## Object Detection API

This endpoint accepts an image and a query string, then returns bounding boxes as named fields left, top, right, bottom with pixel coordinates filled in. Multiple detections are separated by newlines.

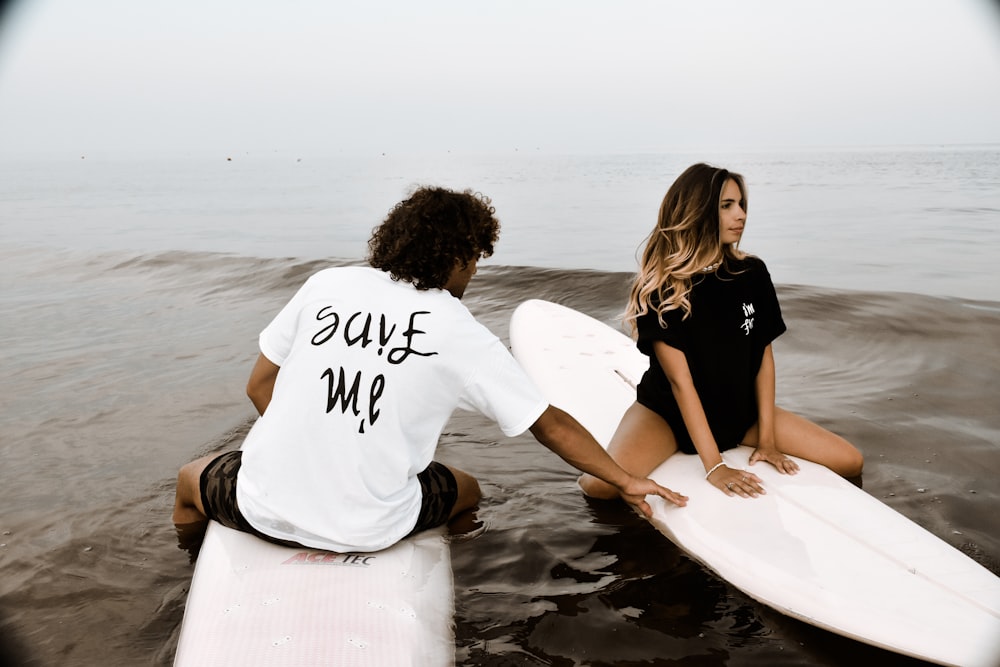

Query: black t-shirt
left=635, top=256, right=786, bottom=454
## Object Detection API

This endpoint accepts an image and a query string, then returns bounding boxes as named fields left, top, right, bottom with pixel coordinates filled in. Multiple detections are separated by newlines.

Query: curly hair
left=367, top=186, right=500, bottom=291
left=624, top=163, right=748, bottom=333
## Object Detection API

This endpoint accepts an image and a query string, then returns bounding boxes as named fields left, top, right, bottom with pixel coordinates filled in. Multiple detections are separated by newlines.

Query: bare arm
left=747, top=344, right=799, bottom=473
left=654, top=341, right=763, bottom=496
left=246, top=353, right=280, bottom=416
left=529, top=405, right=687, bottom=516
left=654, top=342, right=718, bottom=470
left=754, top=344, right=777, bottom=449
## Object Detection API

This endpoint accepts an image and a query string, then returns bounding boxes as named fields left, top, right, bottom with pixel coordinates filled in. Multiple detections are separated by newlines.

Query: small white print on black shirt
left=740, top=302, right=755, bottom=335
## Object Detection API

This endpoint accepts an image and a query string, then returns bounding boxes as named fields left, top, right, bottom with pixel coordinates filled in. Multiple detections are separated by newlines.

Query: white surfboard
left=174, top=521, right=454, bottom=666
left=510, top=298, right=1000, bottom=667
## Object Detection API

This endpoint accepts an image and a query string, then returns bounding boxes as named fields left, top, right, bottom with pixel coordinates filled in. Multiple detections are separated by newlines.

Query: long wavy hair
left=368, top=186, right=499, bottom=290
left=624, top=163, right=748, bottom=332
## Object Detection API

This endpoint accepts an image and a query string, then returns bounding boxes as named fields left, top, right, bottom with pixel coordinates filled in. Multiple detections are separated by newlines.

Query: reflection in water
left=174, top=520, right=208, bottom=563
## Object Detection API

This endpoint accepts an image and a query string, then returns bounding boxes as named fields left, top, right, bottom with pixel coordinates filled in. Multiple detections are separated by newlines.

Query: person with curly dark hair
left=368, top=186, right=499, bottom=293
left=173, top=186, right=687, bottom=553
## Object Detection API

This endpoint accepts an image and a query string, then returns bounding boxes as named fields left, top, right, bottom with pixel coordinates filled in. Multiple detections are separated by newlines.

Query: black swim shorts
left=408, top=460, right=459, bottom=537
left=199, top=450, right=299, bottom=547
left=199, top=450, right=459, bottom=546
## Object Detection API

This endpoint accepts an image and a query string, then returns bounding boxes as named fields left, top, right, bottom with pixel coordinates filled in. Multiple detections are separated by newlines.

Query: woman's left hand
left=749, top=446, right=800, bottom=474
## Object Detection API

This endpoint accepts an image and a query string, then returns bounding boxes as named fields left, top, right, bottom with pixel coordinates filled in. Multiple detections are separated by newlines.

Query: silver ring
left=741, top=475, right=748, bottom=482
left=726, top=482, right=734, bottom=490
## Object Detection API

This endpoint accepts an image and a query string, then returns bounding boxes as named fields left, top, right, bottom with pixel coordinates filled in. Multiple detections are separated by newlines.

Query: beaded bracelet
left=704, top=461, right=726, bottom=479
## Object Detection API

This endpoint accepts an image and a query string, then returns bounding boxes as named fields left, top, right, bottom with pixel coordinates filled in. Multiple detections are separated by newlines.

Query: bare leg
left=172, top=454, right=216, bottom=525
left=443, top=465, right=482, bottom=520
left=743, top=407, right=864, bottom=477
left=579, top=401, right=680, bottom=500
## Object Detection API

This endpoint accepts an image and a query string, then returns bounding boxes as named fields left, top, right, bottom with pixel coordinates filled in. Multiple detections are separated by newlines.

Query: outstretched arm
left=654, top=341, right=764, bottom=497
left=246, top=353, right=280, bottom=416
left=529, top=406, right=688, bottom=516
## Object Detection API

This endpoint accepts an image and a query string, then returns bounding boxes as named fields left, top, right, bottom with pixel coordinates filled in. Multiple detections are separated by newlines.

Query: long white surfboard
left=174, top=520, right=454, bottom=666
left=510, top=298, right=1000, bottom=667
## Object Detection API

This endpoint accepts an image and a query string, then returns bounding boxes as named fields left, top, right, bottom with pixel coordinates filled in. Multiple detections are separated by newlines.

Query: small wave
left=106, top=249, right=360, bottom=295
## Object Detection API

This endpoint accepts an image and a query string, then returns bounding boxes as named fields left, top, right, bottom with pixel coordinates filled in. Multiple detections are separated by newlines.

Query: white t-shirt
left=236, top=266, right=548, bottom=552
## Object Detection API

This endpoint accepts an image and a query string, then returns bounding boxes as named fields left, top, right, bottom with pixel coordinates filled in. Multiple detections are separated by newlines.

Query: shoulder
left=308, top=266, right=427, bottom=295
left=312, top=265, right=378, bottom=280
left=300, top=265, right=366, bottom=287
left=724, top=255, right=774, bottom=285
left=730, top=254, right=768, bottom=273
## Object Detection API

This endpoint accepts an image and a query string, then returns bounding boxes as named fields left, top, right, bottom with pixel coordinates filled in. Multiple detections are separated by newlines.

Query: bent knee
left=448, top=467, right=482, bottom=516
left=848, top=450, right=865, bottom=477
left=176, top=460, right=199, bottom=494
left=578, top=474, right=619, bottom=501
left=177, top=456, right=210, bottom=488
left=463, top=475, right=483, bottom=505
left=836, top=447, right=865, bottom=478
left=175, top=455, right=215, bottom=502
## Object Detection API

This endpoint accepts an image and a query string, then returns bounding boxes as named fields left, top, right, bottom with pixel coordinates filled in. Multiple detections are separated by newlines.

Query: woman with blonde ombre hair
left=580, top=163, right=863, bottom=501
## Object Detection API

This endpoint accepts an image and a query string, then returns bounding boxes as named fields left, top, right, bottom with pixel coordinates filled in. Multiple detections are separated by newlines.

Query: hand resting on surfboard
left=528, top=405, right=688, bottom=517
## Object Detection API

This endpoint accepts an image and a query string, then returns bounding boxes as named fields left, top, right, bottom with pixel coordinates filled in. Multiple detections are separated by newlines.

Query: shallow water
left=1, top=246, right=998, bottom=666
left=2, top=148, right=999, bottom=665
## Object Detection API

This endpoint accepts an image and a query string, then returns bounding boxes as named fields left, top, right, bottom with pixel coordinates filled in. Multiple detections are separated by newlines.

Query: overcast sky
left=0, top=0, right=998, bottom=158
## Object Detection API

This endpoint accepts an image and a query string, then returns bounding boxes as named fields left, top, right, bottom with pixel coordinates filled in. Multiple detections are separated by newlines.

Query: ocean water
left=1, top=148, right=998, bottom=666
